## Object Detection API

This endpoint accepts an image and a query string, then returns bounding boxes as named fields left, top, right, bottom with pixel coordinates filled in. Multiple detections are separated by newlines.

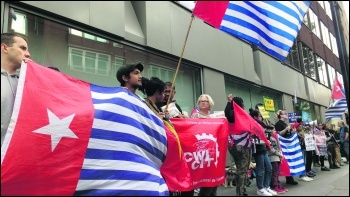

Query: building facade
left=1, top=1, right=348, bottom=124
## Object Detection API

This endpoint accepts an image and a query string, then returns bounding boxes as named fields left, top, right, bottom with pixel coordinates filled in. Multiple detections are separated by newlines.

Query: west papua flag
left=1, top=61, right=170, bottom=196
left=278, top=133, right=306, bottom=176
left=171, top=118, right=228, bottom=189
left=331, top=77, right=345, bottom=100
left=193, top=1, right=311, bottom=62
left=229, top=102, right=271, bottom=148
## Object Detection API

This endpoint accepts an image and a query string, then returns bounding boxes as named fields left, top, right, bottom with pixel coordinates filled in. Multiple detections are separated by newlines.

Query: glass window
left=316, top=56, right=329, bottom=87
left=320, top=22, right=331, bottom=49
left=69, top=47, right=111, bottom=76
left=303, top=12, right=310, bottom=28
left=302, top=43, right=317, bottom=80
left=309, top=9, right=321, bottom=39
left=324, top=1, right=333, bottom=20
left=6, top=7, right=202, bottom=114
left=318, top=1, right=325, bottom=10
left=69, top=28, right=108, bottom=43
left=284, top=42, right=300, bottom=71
left=327, top=64, right=336, bottom=87
left=9, top=9, right=26, bottom=35
left=330, top=33, right=339, bottom=57
left=225, top=77, right=283, bottom=124
left=337, top=72, right=344, bottom=87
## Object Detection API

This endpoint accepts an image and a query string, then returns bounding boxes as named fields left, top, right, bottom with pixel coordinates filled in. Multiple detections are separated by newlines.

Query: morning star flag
left=325, top=98, right=348, bottom=120
left=170, top=118, right=228, bottom=189
left=331, top=77, right=345, bottom=100
left=193, top=1, right=311, bottom=61
left=1, top=61, right=169, bottom=196
left=278, top=133, right=305, bottom=176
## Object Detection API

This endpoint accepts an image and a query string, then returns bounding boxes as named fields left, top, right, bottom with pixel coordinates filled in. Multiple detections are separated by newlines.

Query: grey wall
left=19, top=1, right=332, bottom=108
left=202, top=68, right=226, bottom=112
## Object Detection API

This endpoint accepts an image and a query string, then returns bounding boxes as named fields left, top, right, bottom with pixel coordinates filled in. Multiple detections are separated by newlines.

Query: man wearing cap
left=116, top=63, right=144, bottom=94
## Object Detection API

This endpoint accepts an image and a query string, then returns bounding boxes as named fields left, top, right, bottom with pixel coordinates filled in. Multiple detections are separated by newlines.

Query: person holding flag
left=1, top=33, right=31, bottom=146
left=225, top=94, right=252, bottom=196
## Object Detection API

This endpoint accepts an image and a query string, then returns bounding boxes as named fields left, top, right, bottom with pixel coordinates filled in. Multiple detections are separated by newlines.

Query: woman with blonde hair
left=191, top=94, right=217, bottom=196
left=191, top=94, right=215, bottom=118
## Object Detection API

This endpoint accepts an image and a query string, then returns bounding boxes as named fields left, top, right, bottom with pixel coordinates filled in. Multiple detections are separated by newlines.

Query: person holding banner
left=294, top=121, right=314, bottom=181
left=274, top=110, right=299, bottom=185
left=1, top=33, right=31, bottom=146
left=225, top=95, right=252, bottom=196
left=139, top=77, right=193, bottom=196
left=190, top=94, right=218, bottom=196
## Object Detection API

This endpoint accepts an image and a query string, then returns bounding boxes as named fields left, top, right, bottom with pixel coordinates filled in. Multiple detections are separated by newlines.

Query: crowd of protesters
left=1, top=32, right=348, bottom=196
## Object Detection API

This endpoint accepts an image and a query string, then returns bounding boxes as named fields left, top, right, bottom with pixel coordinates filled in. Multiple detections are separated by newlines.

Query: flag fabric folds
left=229, top=102, right=271, bottom=149
left=331, top=77, right=345, bottom=99
left=193, top=1, right=311, bottom=61
left=325, top=98, right=348, bottom=120
left=278, top=133, right=306, bottom=176
left=170, top=118, right=228, bottom=189
left=1, top=61, right=169, bottom=196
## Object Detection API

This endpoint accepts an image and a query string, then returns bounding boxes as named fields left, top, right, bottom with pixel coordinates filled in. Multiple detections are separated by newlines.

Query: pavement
left=197, top=159, right=349, bottom=196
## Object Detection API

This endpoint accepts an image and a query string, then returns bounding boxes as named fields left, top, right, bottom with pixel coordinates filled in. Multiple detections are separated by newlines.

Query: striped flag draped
left=278, top=133, right=305, bottom=176
left=1, top=61, right=169, bottom=196
left=193, top=1, right=311, bottom=61
left=325, top=98, right=348, bottom=120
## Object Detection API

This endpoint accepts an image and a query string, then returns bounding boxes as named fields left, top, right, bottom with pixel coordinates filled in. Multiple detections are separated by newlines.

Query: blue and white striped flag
left=1, top=61, right=169, bottom=196
left=193, top=1, right=311, bottom=61
left=278, top=133, right=306, bottom=176
left=325, top=98, right=348, bottom=120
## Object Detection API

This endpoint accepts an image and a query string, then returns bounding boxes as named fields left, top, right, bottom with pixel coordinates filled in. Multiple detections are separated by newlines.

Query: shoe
left=257, top=188, right=273, bottom=196
left=331, top=165, right=340, bottom=169
left=339, top=163, right=344, bottom=166
left=345, top=161, right=349, bottom=164
left=321, top=166, right=331, bottom=171
left=305, top=177, right=313, bottom=181
left=314, top=163, right=321, bottom=167
left=299, top=176, right=311, bottom=182
left=280, top=186, right=288, bottom=192
left=311, top=169, right=317, bottom=173
left=306, top=172, right=316, bottom=177
left=265, top=187, right=277, bottom=196
left=286, top=180, right=298, bottom=185
left=273, top=187, right=285, bottom=194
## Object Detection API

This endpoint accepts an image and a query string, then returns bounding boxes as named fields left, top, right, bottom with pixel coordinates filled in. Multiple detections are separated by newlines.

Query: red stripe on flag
left=193, top=1, right=229, bottom=28
left=1, top=61, right=94, bottom=195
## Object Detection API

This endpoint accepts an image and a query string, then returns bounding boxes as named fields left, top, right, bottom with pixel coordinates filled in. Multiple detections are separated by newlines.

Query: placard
left=304, top=133, right=315, bottom=151
left=263, top=97, right=275, bottom=112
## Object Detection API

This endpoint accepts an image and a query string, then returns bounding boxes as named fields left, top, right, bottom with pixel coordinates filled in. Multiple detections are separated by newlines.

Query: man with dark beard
left=116, top=63, right=144, bottom=94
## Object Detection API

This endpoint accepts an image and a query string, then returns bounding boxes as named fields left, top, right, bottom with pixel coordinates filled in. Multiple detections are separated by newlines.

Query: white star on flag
left=32, top=109, right=78, bottom=151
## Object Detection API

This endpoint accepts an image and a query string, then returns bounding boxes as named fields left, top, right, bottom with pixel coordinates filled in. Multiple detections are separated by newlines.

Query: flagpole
left=330, top=1, right=350, bottom=115
left=164, top=14, right=195, bottom=113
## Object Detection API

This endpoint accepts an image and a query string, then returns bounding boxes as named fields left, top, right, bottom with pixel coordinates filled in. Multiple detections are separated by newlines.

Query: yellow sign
left=257, top=105, right=270, bottom=119
left=263, top=97, right=275, bottom=112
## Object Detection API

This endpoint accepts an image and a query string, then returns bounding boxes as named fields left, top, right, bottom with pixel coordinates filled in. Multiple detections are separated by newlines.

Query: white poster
left=304, top=133, right=315, bottom=151
left=161, top=102, right=181, bottom=118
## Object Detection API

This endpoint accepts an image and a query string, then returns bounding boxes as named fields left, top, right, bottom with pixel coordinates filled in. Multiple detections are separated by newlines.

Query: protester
left=225, top=95, right=252, bottom=196
left=338, top=120, right=349, bottom=164
left=116, top=62, right=143, bottom=94
left=156, top=82, right=187, bottom=118
left=274, top=110, right=299, bottom=185
left=1, top=32, right=31, bottom=146
left=250, top=109, right=277, bottom=196
left=293, top=120, right=313, bottom=182
left=191, top=94, right=218, bottom=196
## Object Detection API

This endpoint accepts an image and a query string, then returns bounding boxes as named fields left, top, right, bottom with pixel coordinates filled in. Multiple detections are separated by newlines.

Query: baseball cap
left=116, top=63, right=144, bottom=84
